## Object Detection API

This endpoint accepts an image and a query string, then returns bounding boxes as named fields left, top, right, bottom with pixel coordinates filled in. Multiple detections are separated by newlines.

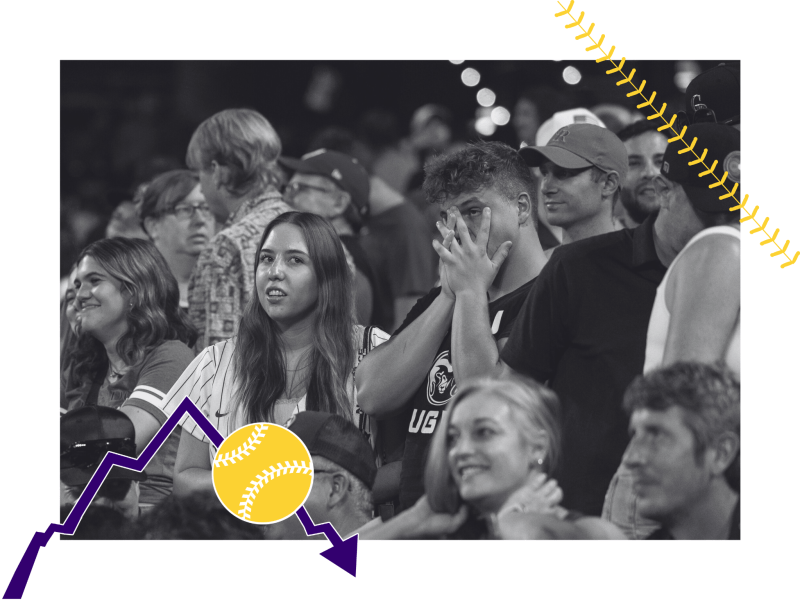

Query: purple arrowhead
left=320, top=534, right=358, bottom=577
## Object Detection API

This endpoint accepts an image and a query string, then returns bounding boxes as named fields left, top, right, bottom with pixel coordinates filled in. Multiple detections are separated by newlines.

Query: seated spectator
left=616, top=120, right=669, bottom=227
left=360, top=378, right=623, bottom=539
left=60, top=264, right=80, bottom=413
left=622, top=363, right=740, bottom=539
left=131, top=493, right=264, bottom=540
left=356, top=141, right=548, bottom=513
left=265, top=412, right=377, bottom=539
left=520, top=123, right=627, bottom=245
left=65, top=238, right=197, bottom=508
left=136, top=170, right=214, bottom=310
left=136, top=213, right=387, bottom=499
left=279, top=149, right=377, bottom=326
left=60, top=406, right=147, bottom=536
left=185, top=108, right=292, bottom=350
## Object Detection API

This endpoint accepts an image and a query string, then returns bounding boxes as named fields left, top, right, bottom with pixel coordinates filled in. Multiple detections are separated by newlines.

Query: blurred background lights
left=461, top=68, right=481, bottom=87
left=476, top=88, right=496, bottom=107
left=562, top=66, right=581, bottom=85
left=490, top=106, right=511, bottom=126
left=674, top=60, right=702, bottom=92
left=449, top=60, right=465, bottom=65
left=475, top=116, right=497, bottom=136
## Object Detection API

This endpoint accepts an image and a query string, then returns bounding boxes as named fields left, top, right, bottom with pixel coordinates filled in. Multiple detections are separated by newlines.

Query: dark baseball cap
left=661, top=123, right=740, bottom=213
left=685, top=64, right=740, bottom=125
left=286, top=412, right=377, bottom=488
left=61, top=406, right=147, bottom=486
left=279, top=149, right=370, bottom=220
left=519, top=123, right=629, bottom=180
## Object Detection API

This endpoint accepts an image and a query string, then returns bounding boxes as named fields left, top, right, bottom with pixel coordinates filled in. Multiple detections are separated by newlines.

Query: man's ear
left=516, top=192, right=533, bottom=225
left=602, top=171, right=621, bottom=198
left=330, top=190, right=352, bottom=218
left=326, top=472, right=349, bottom=509
left=142, top=216, right=160, bottom=241
left=709, top=432, right=740, bottom=477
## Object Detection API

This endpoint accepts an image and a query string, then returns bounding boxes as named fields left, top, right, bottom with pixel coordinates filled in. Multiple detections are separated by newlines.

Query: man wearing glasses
left=279, top=149, right=377, bottom=326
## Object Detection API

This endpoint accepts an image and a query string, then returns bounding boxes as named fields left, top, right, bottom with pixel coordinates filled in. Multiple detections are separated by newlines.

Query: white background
left=0, top=0, right=797, bottom=598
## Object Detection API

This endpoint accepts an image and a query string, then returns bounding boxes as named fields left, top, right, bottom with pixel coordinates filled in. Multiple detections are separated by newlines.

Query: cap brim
left=61, top=464, right=148, bottom=487
left=278, top=156, right=329, bottom=178
left=519, top=146, right=593, bottom=169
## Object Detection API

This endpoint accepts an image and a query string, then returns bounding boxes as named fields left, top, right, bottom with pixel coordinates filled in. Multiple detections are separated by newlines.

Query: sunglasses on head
left=60, top=437, right=136, bottom=469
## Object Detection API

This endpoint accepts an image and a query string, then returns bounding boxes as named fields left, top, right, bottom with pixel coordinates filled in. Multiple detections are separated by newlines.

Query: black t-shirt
left=501, top=213, right=667, bottom=516
left=395, top=280, right=536, bottom=510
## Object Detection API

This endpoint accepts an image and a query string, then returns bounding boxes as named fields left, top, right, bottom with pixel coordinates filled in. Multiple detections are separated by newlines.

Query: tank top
left=643, top=226, right=740, bottom=373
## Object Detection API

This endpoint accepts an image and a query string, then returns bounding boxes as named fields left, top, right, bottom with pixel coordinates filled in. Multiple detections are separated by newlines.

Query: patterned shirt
left=188, top=189, right=292, bottom=352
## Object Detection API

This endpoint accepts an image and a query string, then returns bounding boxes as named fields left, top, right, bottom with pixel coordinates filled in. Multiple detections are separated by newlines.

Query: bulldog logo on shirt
left=426, top=351, right=457, bottom=406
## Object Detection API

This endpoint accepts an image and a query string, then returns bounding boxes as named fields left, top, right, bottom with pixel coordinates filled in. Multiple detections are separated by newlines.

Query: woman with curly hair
left=65, top=237, right=197, bottom=508
left=140, top=212, right=387, bottom=497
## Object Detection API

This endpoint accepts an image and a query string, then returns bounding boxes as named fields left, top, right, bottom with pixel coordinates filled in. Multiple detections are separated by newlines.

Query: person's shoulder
left=674, top=228, right=740, bottom=282
left=550, top=228, right=632, bottom=265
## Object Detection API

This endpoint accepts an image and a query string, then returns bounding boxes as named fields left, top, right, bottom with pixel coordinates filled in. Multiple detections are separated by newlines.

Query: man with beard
left=615, top=120, right=668, bottom=227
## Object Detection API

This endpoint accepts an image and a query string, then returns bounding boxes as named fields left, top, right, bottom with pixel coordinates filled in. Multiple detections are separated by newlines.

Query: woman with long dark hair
left=64, top=237, right=197, bottom=508
left=141, top=212, right=387, bottom=497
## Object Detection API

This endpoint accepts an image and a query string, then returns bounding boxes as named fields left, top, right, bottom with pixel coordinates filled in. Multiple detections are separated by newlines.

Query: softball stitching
left=238, top=460, right=313, bottom=520
left=213, top=423, right=268, bottom=467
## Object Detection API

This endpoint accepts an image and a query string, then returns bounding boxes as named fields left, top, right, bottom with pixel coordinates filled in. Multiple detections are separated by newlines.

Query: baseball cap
left=685, top=64, right=740, bottom=125
left=520, top=122, right=629, bottom=181
left=279, top=149, right=371, bottom=220
left=286, top=412, right=377, bottom=488
left=61, top=406, right=147, bottom=486
left=534, top=108, right=606, bottom=147
left=661, top=123, right=740, bottom=213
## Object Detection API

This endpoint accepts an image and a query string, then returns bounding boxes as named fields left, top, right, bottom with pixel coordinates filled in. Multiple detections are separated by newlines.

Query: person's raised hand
left=432, top=210, right=457, bottom=299
left=433, top=207, right=512, bottom=297
left=405, top=494, right=469, bottom=538
left=497, top=471, right=566, bottom=518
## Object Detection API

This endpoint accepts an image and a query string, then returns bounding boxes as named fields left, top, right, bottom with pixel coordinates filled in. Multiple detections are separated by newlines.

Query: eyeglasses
left=166, top=203, right=211, bottom=220
left=60, top=437, right=135, bottom=469
left=284, top=181, right=336, bottom=196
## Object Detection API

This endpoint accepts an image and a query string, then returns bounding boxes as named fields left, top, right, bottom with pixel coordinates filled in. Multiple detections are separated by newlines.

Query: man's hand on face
left=433, top=210, right=457, bottom=299
left=433, top=207, right=512, bottom=297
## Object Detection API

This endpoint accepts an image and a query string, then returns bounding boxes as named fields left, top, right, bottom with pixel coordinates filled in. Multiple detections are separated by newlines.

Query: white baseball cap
left=532, top=108, right=606, bottom=147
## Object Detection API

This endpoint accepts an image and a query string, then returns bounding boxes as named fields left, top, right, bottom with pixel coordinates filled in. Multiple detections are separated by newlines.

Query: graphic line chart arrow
left=295, top=506, right=358, bottom=577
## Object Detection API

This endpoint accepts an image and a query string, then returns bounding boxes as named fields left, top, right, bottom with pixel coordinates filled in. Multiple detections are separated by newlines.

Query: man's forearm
left=356, top=293, right=454, bottom=417
left=451, top=290, right=499, bottom=383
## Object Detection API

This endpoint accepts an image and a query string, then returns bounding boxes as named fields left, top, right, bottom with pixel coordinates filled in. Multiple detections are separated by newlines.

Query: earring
left=537, top=458, right=543, bottom=465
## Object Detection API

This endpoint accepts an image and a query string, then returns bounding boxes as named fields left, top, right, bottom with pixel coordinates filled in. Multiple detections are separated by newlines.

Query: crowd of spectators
left=60, top=63, right=741, bottom=541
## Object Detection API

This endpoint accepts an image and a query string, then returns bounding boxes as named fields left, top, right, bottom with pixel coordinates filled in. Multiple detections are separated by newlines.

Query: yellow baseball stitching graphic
left=555, top=0, right=799, bottom=269
left=212, top=422, right=313, bottom=524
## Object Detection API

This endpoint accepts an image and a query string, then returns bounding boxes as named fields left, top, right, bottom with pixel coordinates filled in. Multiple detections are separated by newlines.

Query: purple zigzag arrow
left=295, top=507, right=358, bottom=577
left=3, top=397, right=222, bottom=600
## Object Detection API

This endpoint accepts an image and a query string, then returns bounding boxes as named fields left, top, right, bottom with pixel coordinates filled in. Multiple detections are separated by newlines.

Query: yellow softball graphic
left=212, top=422, right=313, bottom=524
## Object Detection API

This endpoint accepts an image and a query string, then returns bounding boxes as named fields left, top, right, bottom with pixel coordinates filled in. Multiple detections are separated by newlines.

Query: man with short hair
left=519, top=123, right=627, bottom=245
left=622, top=362, right=740, bottom=540
left=279, top=149, right=377, bottom=326
left=265, top=412, right=377, bottom=539
left=616, top=120, right=669, bottom=227
left=357, top=141, right=548, bottom=511
left=185, top=108, right=292, bottom=350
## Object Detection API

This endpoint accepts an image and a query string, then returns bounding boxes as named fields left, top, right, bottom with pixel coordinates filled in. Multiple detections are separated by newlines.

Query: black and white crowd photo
left=56, top=59, right=743, bottom=545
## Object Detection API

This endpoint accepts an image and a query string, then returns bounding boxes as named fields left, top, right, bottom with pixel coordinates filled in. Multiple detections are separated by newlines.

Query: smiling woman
left=63, top=238, right=198, bottom=511
left=129, top=212, right=389, bottom=499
